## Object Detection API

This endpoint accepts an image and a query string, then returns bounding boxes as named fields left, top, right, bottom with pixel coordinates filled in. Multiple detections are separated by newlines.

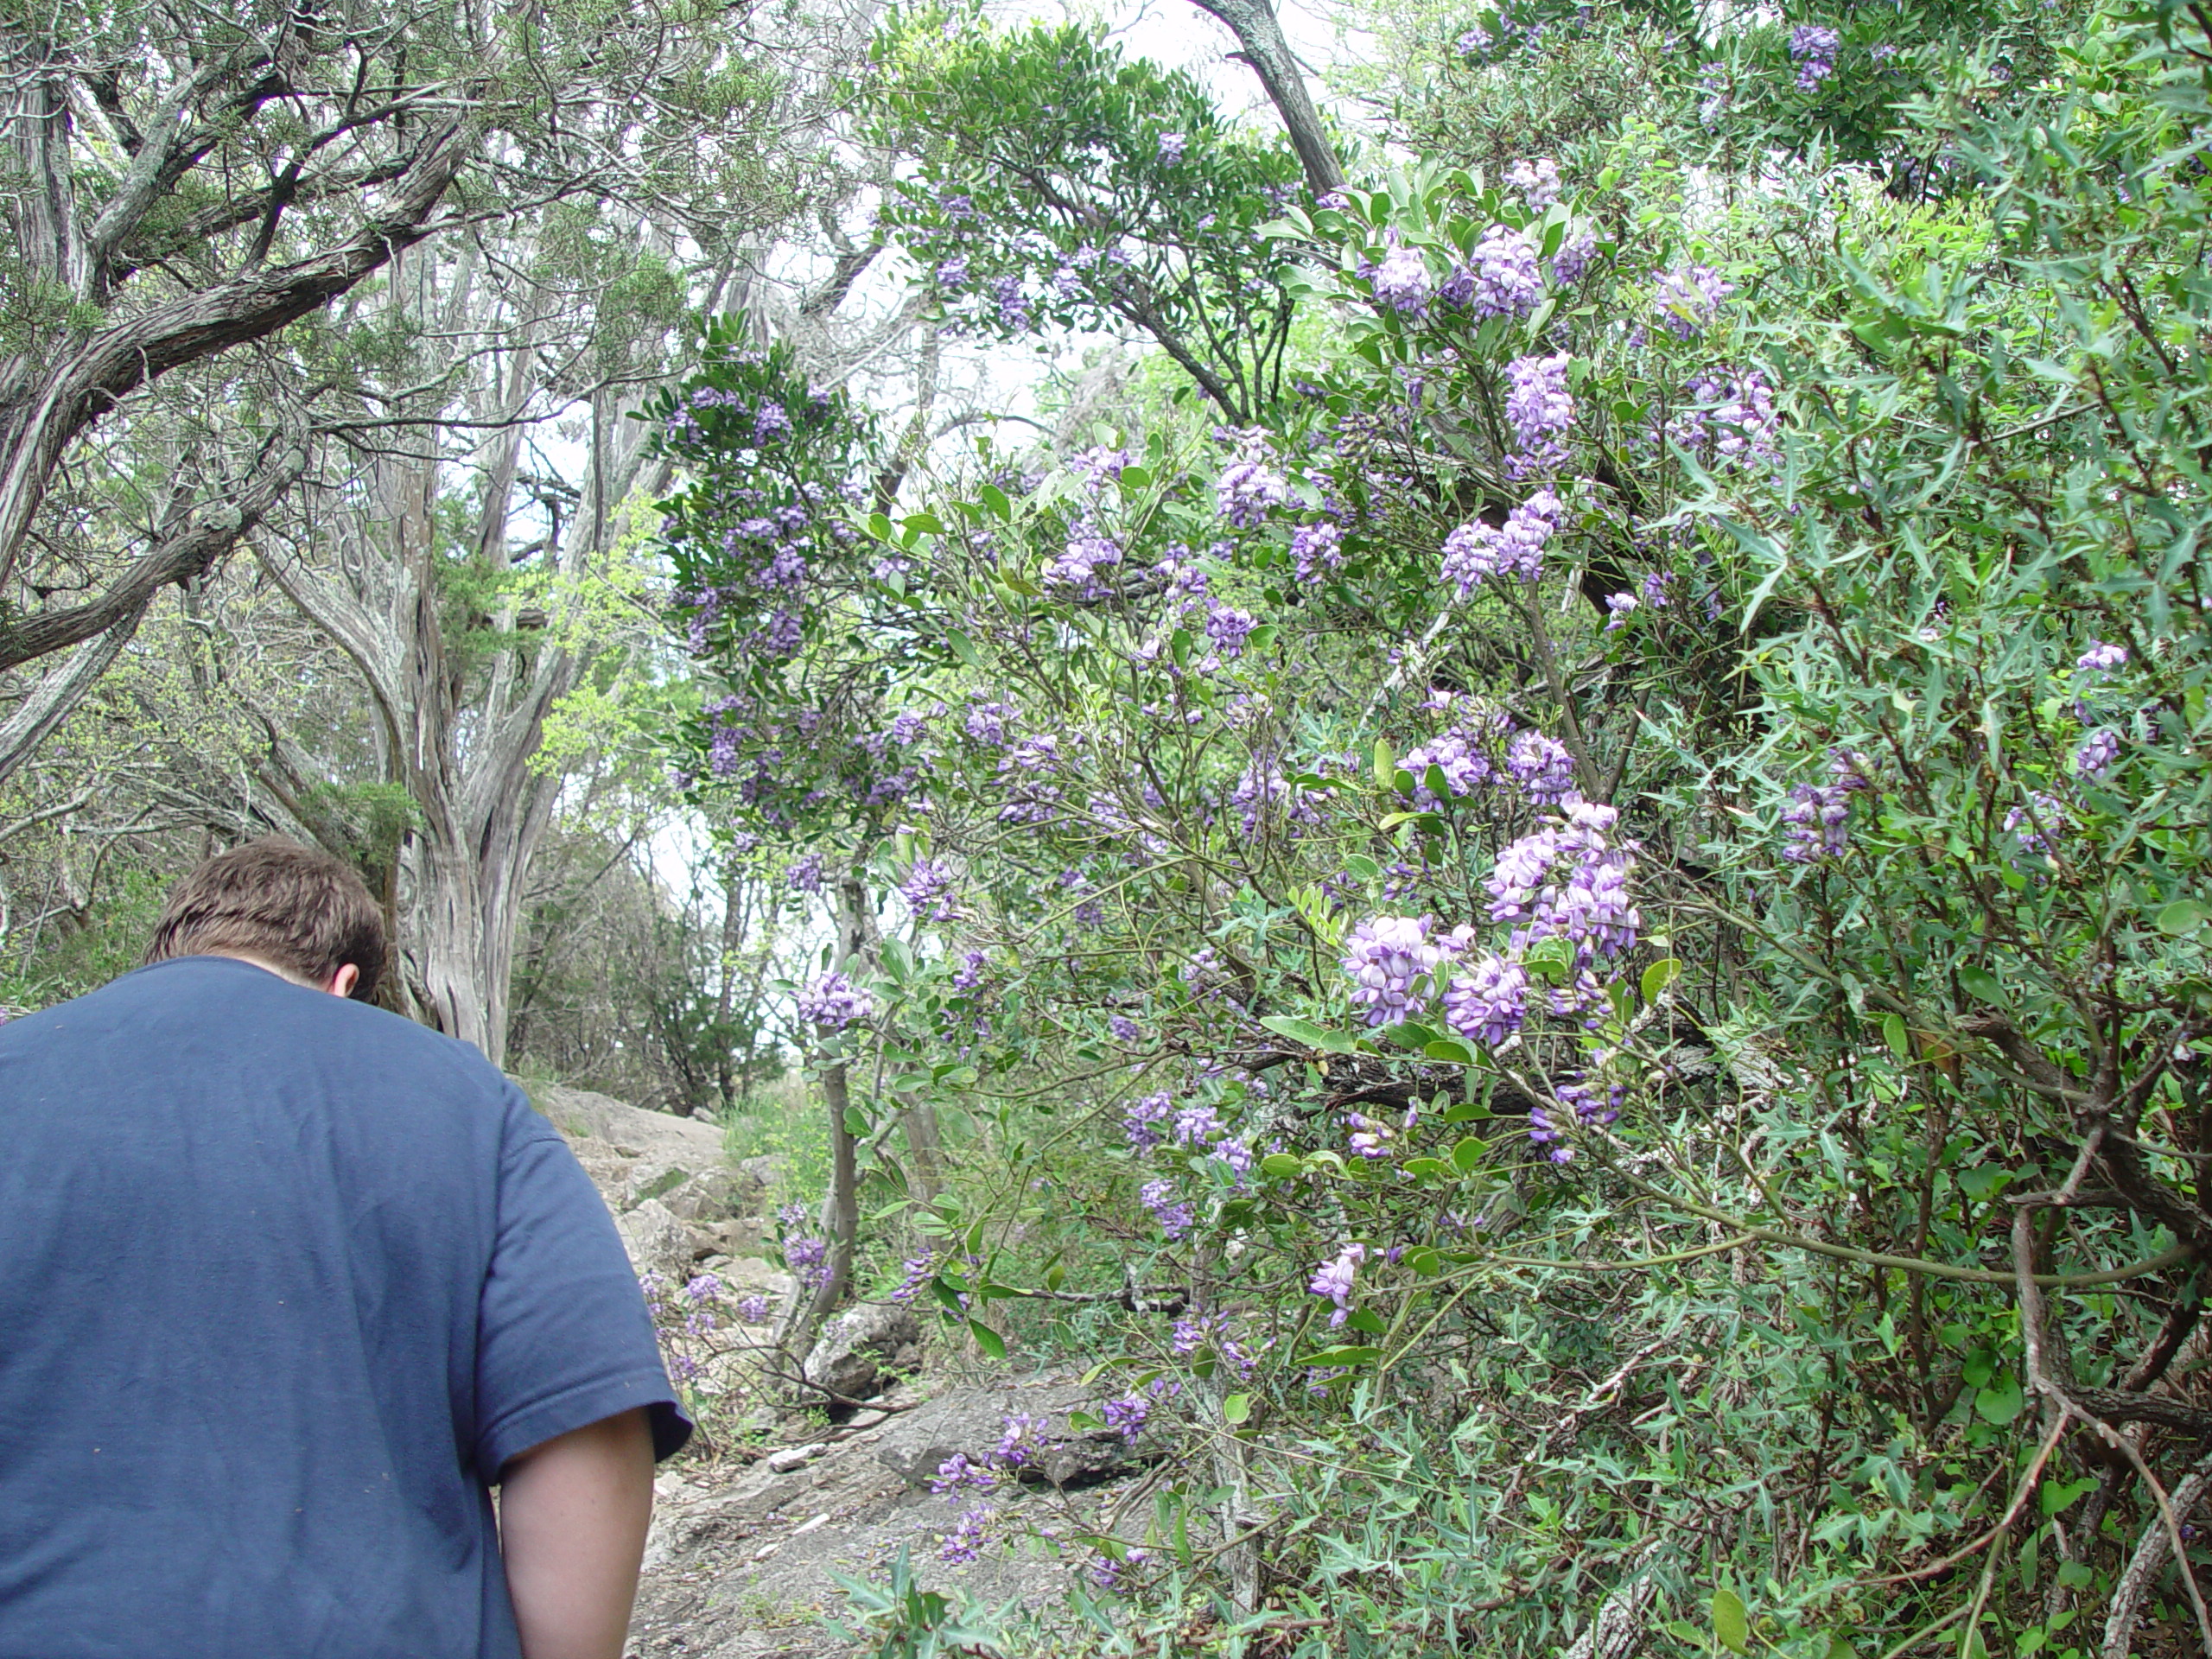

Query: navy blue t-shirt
left=0, top=957, right=690, bottom=1658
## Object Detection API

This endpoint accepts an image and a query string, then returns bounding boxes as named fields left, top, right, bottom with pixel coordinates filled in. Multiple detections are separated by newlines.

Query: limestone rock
left=803, top=1303, right=922, bottom=1410
left=874, top=1381, right=1141, bottom=1491
left=614, top=1198, right=692, bottom=1285
left=530, top=1083, right=724, bottom=1165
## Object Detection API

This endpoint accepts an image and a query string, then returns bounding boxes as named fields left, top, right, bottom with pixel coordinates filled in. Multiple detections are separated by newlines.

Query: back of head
left=144, top=837, right=386, bottom=1002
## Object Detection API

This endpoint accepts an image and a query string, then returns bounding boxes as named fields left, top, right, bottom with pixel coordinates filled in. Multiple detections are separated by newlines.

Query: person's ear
left=326, top=963, right=360, bottom=1000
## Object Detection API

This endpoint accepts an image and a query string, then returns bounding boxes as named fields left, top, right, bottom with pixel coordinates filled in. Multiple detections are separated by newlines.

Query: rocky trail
left=534, top=1086, right=1155, bottom=1658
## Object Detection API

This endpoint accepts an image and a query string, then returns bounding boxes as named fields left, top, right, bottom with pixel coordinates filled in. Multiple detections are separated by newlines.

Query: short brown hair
left=145, top=837, right=386, bottom=1001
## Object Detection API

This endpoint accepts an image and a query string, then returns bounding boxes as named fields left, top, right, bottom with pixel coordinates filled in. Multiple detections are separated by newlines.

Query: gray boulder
left=531, top=1084, right=725, bottom=1166
left=613, top=1198, right=693, bottom=1285
left=803, top=1303, right=922, bottom=1409
left=874, top=1381, right=1142, bottom=1491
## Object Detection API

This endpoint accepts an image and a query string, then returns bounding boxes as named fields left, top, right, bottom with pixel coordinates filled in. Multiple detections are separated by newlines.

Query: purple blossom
left=2075, top=728, right=2121, bottom=778
left=936, top=256, right=970, bottom=292
left=1641, top=569, right=1672, bottom=607
left=796, top=970, right=874, bottom=1031
left=684, top=1273, right=722, bottom=1304
left=1605, top=592, right=1637, bottom=631
left=1102, top=1394, right=1151, bottom=1444
left=891, top=1251, right=936, bottom=1303
left=1157, top=130, right=1188, bottom=163
left=951, top=949, right=988, bottom=993
left=964, top=700, right=1014, bottom=745
left=1551, top=228, right=1597, bottom=287
left=753, top=404, right=791, bottom=444
left=1461, top=224, right=1542, bottom=319
left=1077, top=446, right=1135, bottom=489
left=901, top=857, right=961, bottom=923
left=1503, top=352, right=1573, bottom=476
left=1526, top=1103, right=1573, bottom=1163
left=1696, top=63, right=1732, bottom=126
left=1505, top=156, right=1562, bottom=209
left=2077, top=641, right=2128, bottom=674
left=1307, top=1242, right=1366, bottom=1325
left=1654, top=264, right=1734, bottom=340
left=1109, top=1013, right=1141, bottom=1044
left=2005, top=791, right=2069, bottom=855
left=786, top=852, right=824, bottom=893
left=939, top=1505, right=994, bottom=1564
left=1781, top=754, right=1868, bottom=861
left=1342, top=916, right=1444, bottom=1025
left=1673, top=367, right=1779, bottom=465
left=991, top=275, right=1032, bottom=330
left=1125, top=1091, right=1174, bottom=1152
left=929, top=1453, right=1000, bottom=1495
left=1291, top=520, right=1345, bottom=579
left=1442, top=953, right=1529, bottom=1046
left=1369, top=246, right=1433, bottom=318
left=1506, top=730, right=1579, bottom=804
left=734, top=1293, right=770, bottom=1324
left=1402, top=731, right=1494, bottom=805
left=1205, top=602, right=1258, bottom=658
left=1789, top=24, right=1840, bottom=92
left=1484, top=804, right=1642, bottom=961
left=996, top=1412, right=1049, bottom=1467
left=1442, top=486, right=1562, bottom=596
left=1345, top=1109, right=1402, bottom=1159
left=1216, top=453, right=1290, bottom=529
left=1087, top=1548, right=1150, bottom=1591
left=1045, top=520, right=1123, bottom=594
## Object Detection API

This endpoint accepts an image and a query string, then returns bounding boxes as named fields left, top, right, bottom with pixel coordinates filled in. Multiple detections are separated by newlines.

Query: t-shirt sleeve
left=474, top=1109, right=692, bottom=1477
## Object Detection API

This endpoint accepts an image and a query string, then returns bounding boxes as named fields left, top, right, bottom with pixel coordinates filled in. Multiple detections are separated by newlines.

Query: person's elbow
left=498, top=1409, right=657, bottom=1659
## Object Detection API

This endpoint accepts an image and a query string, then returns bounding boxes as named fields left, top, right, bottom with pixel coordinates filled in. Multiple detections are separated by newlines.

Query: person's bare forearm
left=499, top=1408, right=655, bottom=1659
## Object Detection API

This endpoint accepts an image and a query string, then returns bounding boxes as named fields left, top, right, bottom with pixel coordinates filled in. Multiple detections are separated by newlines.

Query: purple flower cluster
left=1551, top=227, right=1597, bottom=287
left=1369, top=246, right=1433, bottom=318
left=786, top=851, right=824, bottom=893
left=1655, top=264, right=1734, bottom=340
left=1402, top=730, right=1495, bottom=806
left=991, top=274, right=1031, bottom=330
left=939, top=1505, right=994, bottom=1565
left=1045, top=520, right=1123, bottom=595
left=1789, top=24, right=1840, bottom=92
left=1506, top=730, right=1578, bottom=804
left=1503, top=352, right=1573, bottom=477
left=1140, top=1177, right=1193, bottom=1239
left=2005, top=791, right=2069, bottom=855
left=2075, top=728, right=2121, bottom=778
left=950, top=949, right=988, bottom=994
left=796, top=970, right=874, bottom=1031
left=929, top=1453, right=1000, bottom=1497
left=1442, top=951, right=1530, bottom=1046
left=1505, top=156, right=1562, bottom=209
left=1673, top=367, right=1779, bottom=465
left=1484, top=804, right=1643, bottom=962
left=1780, top=753, right=1869, bottom=862
left=1342, top=916, right=1446, bottom=1025
left=964, top=699, right=1014, bottom=746
left=1157, top=130, right=1187, bottom=164
left=900, top=857, right=961, bottom=923
left=1455, top=225, right=1542, bottom=319
left=890, top=1250, right=936, bottom=1303
left=1605, top=592, right=1638, bottom=631
left=1205, top=602, right=1258, bottom=658
left=996, top=1412, right=1049, bottom=1468
left=1124, top=1090, right=1173, bottom=1151
left=1102, top=1393, right=1151, bottom=1444
left=1307, top=1242, right=1366, bottom=1325
left=1442, top=486, right=1562, bottom=597
left=1291, top=520, right=1345, bottom=579
left=2077, top=641, right=2128, bottom=674
left=780, top=1205, right=831, bottom=1290
left=1216, top=452, right=1290, bottom=529
left=937, top=256, right=970, bottom=293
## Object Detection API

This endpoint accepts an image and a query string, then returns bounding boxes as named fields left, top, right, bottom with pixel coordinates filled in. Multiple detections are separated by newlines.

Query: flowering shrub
left=664, top=5, right=2212, bottom=1655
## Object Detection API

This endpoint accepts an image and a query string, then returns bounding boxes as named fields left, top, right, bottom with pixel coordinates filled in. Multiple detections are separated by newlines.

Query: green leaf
left=1663, top=1623, right=1707, bottom=1648
left=1260, top=1152, right=1305, bottom=1179
left=1247, top=624, right=1280, bottom=655
left=1223, top=1393, right=1250, bottom=1424
left=1170, top=627, right=1192, bottom=670
left=946, top=628, right=981, bottom=667
left=1958, top=965, right=2007, bottom=1004
left=2158, top=899, right=2212, bottom=937
left=1425, top=1039, right=1475, bottom=1064
left=1640, top=957, right=1682, bottom=1004
left=1118, top=463, right=1153, bottom=490
left=1343, top=853, right=1382, bottom=881
left=867, top=511, right=894, bottom=543
left=1404, top=1156, right=1458, bottom=1179
left=1712, top=1587, right=1751, bottom=1655
left=1882, top=1011, right=1911, bottom=1061
left=977, top=483, right=1011, bottom=521
left=1406, top=1247, right=1442, bottom=1275
left=1974, top=1374, right=2024, bottom=1424
left=1382, top=1020, right=1440, bottom=1049
left=968, top=1319, right=1007, bottom=1361
left=1452, top=1135, right=1487, bottom=1173
left=1259, top=1014, right=1329, bottom=1048
left=1298, top=1344, right=1382, bottom=1368
left=902, top=511, right=945, bottom=535
left=1346, top=1307, right=1386, bottom=1336
left=1372, top=739, right=1395, bottom=787
left=842, top=1107, right=869, bottom=1135
left=2040, top=1476, right=2096, bottom=1516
